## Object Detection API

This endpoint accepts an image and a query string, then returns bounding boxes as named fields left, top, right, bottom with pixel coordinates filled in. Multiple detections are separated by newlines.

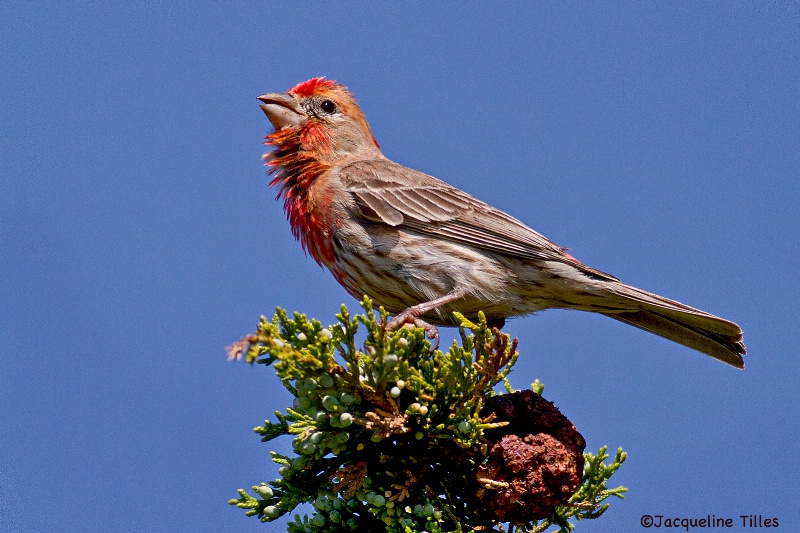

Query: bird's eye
left=320, top=100, right=337, bottom=114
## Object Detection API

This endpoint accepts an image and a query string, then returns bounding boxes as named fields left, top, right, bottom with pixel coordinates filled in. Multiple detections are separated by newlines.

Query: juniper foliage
left=228, top=298, right=626, bottom=532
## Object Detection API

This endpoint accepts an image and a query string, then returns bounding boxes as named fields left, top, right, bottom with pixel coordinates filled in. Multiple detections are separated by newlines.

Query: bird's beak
left=257, top=92, right=305, bottom=130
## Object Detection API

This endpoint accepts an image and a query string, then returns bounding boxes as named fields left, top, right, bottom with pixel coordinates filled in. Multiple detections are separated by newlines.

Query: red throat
left=264, top=128, right=336, bottom=266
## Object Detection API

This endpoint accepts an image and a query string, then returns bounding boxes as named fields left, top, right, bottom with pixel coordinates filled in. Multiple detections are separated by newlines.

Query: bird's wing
left=338, top=159, right=618, bottom=281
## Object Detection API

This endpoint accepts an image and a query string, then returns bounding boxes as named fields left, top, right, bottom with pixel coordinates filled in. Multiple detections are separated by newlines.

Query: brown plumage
left=258, top=77, right=746, bottom=368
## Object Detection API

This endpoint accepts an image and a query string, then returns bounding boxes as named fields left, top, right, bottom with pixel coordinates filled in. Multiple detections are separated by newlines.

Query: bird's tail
left=598, top=282, right=746, bottom=368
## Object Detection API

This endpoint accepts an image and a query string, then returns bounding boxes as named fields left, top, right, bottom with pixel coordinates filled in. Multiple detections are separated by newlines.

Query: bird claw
left=387, top=311, right=440, bottom=350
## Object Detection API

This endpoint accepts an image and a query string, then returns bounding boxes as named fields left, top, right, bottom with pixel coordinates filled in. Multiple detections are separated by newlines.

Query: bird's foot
left=387, top=310, right=440, bottom=350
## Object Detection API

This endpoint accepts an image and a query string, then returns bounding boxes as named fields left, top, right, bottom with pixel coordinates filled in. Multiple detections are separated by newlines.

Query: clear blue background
left=2, top=2, right=798, bottom=531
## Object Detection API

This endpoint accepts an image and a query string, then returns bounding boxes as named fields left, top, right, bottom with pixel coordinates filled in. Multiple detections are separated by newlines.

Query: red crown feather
left=288, top=77, right=341, bottom=97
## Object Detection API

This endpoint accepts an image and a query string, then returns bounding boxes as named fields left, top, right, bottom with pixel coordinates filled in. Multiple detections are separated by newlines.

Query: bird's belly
left=328, top=224, right=569, bottom=325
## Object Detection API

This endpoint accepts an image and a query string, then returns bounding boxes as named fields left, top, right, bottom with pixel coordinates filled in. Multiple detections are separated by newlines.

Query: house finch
left=257, top=77, right=746, bottom=368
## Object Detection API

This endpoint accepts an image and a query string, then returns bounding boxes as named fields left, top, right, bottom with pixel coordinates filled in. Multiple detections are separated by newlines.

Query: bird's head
left=258, top=77, right=380, bottom=160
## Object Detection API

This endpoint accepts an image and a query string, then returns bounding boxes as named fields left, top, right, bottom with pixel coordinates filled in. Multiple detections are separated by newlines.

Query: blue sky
left=2, top=2, right=798, bottom=531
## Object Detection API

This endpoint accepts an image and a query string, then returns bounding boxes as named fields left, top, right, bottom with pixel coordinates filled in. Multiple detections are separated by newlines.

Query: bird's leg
left=386, top=292, right=462, bottom=350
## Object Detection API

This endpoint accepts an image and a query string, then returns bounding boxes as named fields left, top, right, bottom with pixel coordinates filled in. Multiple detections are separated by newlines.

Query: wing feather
left=356, top=189, right=404, bottom=226
left=339, top=159, right=617, bottom=281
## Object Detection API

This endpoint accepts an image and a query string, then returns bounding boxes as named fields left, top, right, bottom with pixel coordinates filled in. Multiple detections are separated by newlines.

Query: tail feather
left=603, top=309, right=746, bottom=368
left=600, top=283, right=746, bottom=368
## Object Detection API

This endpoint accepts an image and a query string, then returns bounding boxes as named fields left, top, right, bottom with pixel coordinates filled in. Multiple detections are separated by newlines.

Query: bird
left=257, top=77, right=746, bottom=368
